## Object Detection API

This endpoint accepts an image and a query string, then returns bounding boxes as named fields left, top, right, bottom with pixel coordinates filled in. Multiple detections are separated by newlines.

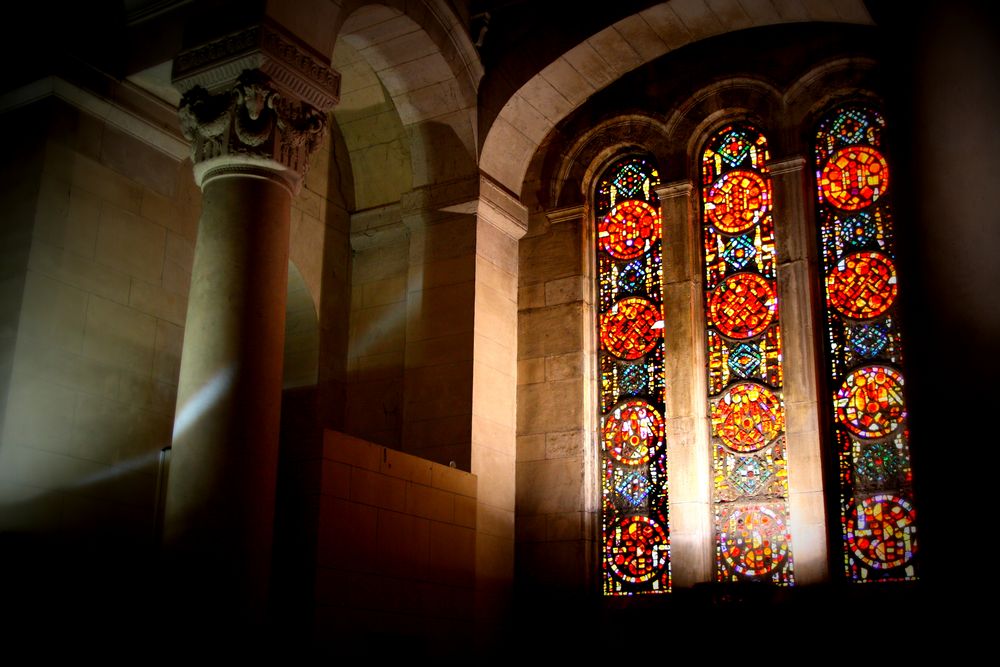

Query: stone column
left=472, top=175, right=527, bottom=646
left=770, top=156, right=828, bottom=584
left=656, top=180, right=713, bottom=586
left=162, top=22, right=338, bottom=626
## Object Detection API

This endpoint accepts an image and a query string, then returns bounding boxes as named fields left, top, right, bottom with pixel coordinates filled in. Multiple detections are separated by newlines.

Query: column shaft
left=163, top=173, right=292, bottom=619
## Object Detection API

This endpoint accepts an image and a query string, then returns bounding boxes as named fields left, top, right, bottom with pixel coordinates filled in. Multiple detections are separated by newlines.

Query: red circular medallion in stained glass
left=827, top=252, right=897, bottom=320
left=835, top=365, right=905, bottom=439
left=599, top=200, right=660, bottom=260
left=706, top=170, right=769, bottom=234
left=820, top=146, right=889, bottom=211
left=709, top=272, right=776, bottom=339
left=847, top=494, right=916, bottom=569
left=600, top=297, right=663, bottom=360
left=602, top=400, right=663, bottom=465
left=719, top=506, right=788, bottom=577
left=712, top=382, right=784, bottom=453
left=606, top=515, right=669, bottom=584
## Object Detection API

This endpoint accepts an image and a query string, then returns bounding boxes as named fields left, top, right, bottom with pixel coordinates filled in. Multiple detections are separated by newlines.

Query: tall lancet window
left=597, top=156, right=669, bottom=595
left=815, top=106, right=918, bottom=582
left=700, top=125, right=794, bottom=585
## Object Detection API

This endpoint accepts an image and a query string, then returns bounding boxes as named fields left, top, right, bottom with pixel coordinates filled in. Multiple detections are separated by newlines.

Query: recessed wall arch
left=546, top=114, right=673, bottom=210
left=481, top=0, right=874, bottom=197
left=666, top=77, right=783, bottom=160
left=331, top=0, right=482, bottom=200
left=784, top=57, right=881, bottom=130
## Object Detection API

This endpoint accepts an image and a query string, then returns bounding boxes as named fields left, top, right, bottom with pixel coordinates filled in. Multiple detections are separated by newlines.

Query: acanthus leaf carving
left=178, top=69, right=328, bottom=191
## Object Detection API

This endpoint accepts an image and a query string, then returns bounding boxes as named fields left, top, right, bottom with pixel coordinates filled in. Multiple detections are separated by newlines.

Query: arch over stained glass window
left=815, top=105, right=917, bottom=582
left=700, top=124, right=794, bottom=585
left=597, top=156, right=669, bottom=595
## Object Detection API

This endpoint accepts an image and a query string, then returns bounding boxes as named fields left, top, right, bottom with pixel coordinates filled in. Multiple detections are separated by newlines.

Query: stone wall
left=0, top=99, right=199, bottom=559
left=515, top=207, right=597, bottom=594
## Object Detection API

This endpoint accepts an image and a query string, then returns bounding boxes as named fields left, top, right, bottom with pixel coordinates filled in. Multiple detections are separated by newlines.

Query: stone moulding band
left=195, top=155, right=300, bottom=196
left=173, top=19, right=340, bottom=112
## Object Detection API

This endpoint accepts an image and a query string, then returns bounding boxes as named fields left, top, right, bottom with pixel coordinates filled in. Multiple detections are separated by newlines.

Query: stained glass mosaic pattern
left=835, top=366, right=906, bottom=439
left=602, top=400, right=663, bottom=466
left=712, top=383, right=784, bottom=454
left=715, top=439, right=787, bottom=501
left=702, top=124, right=793, bottom=584
left=706, top=170, right=770, bottom=233
left=597, top=156, right=669, bottom=595
left=816, top=105, right=917, bottom=582
left=818, top=146, right=889, bottom=211
left=708, top=272, right=777, bottom=339
left=600, top=297, right=663, bottom=360
left=707, top=328, right=782, bottom=394
left=606, top=516, right=670, bottom=587
left=599, top=200, right=661, bottom=260
left=717, top=504, right=793, bottom=583
left=846, top=495, right=916, bottom=575
left=827, top=252, right=898, bottom=320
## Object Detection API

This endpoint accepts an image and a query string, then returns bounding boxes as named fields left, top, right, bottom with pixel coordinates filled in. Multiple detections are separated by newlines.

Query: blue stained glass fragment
left=618, top=259, right=645, bottom=293
left=831, top=108, right=871, bottom=146
left=731, top=456, right=773, bottom=495
left=849, top=323, right=889, bottom=358
left=722, top=234, right=756, bottom=271
left=728, top=342, right=762, bottom=378
left=839, top=212, right=878, bottom=247
left=619, top=363, right=648, bottom=396
left=617, top=470, right=651, bottom=505
left=717, top=129, right=753, bottom=167
left=856, top=441, right=902, bottom=486
left=612, top=162, right=646, bottom=198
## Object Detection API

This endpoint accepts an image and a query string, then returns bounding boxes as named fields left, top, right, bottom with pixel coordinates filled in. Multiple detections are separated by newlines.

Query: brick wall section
left=313, top=430, right=478, bottom=652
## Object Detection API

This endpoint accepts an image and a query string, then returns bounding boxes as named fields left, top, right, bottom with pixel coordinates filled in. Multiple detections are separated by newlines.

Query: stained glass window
left=700, top=125, right=794, bottom=585
left=598, top=156, right=669, bottom=595
left=815, top=106, right=917, bottom=582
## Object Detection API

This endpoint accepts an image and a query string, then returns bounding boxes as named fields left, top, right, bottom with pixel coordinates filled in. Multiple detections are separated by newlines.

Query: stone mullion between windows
left=770, top=155, right=830, bottom=585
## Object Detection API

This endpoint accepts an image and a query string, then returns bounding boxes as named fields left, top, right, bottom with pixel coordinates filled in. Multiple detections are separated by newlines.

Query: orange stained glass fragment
left=602, top=400, right=663, bottom=466
left=705, top=170, right=770, bottom=234
left=599, top=199, right=660, bottom=260
left=719, top=506, right=787, bottom=576
left=819, top=146, right=889, bottom=211
left=827, top=252, right=897, bottom=320
left=708, top=272, right=776, bottom=339
left=712, top=382, right=784, bottom=453
left=847, top=494, right=916, bottom=569
left=606, top=516, right=669, bottom=583
left=835, top=365, right=906, bottom=439
left=600, top=297, right=663, bottom=360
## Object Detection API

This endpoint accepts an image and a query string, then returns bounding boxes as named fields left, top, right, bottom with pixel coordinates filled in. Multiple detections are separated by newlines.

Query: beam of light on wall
left=172, top=366, right=236, bottom=441
left=348, top=302, right=408, bottom=360
left=63, top=449, right=163, bottom=491
left=9, top=448, right=166, bottom=504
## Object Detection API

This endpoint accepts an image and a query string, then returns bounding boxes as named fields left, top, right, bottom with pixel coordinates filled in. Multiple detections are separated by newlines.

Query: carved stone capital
left=173, top=19, right=340, bottom=110
left=177, top=69, right=327, bottom=193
